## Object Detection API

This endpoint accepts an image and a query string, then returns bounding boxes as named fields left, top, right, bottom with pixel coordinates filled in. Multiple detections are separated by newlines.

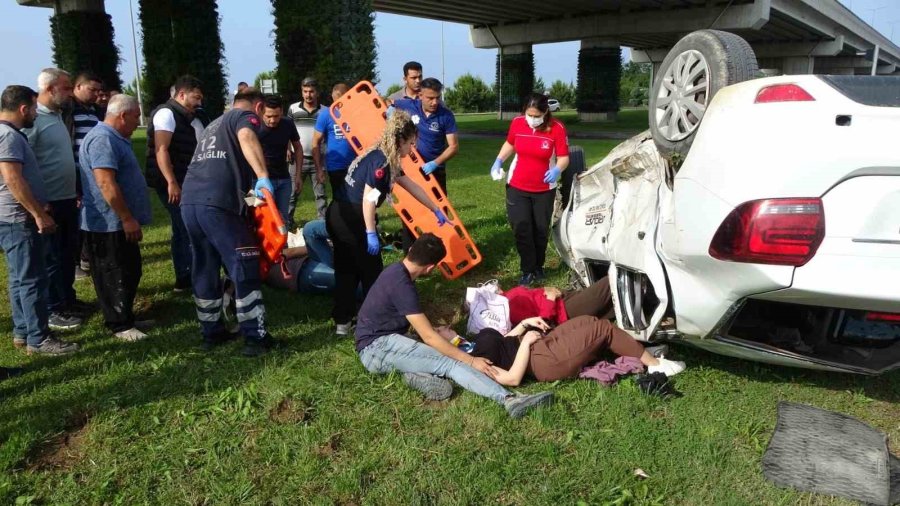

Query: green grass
left=0, top=129, right=897, bottom=505
left=455, top=109, right=650, bottom=135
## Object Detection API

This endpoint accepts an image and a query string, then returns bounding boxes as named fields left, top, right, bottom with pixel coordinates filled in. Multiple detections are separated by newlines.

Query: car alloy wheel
left=654, top=49, right=710, bottom=142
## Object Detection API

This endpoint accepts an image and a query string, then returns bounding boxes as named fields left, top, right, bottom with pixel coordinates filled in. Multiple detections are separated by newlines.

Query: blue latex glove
left=543, top=166, right=562, bottom=184
left=366, top=231, right=380, bottom=255
left=433, top=209, right=449, bottom=226
left=255, top=177, right=275, bottom=199
left=422, top=161, right=439, bottom=175
left=490, top=158, right=504, bottom=180
left=386, top=105, right=395, bottom=119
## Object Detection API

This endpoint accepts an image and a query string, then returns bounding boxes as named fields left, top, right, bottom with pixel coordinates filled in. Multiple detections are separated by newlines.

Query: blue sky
left=1, top=0, right=898, bottom=95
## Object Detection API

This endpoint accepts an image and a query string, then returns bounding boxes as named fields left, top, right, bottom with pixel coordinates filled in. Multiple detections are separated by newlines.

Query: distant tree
left=123, top=76, right=151, bottom=114
left=533, top=76, right=546, bottom=95
left=444, top=74, right=495, bottom=113
left=385, top=83, right=402, bottom=97
left=50, top=10, right=122, bottom=91
left=619, top=62, right=651, bottom=107
left=548, top=80, right=576, bottom=108
left=254, top=70, right=277, bottom=90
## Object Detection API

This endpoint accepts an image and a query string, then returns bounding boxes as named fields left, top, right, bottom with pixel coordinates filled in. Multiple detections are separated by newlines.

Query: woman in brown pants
left=462, top=316, right=685, bottom=385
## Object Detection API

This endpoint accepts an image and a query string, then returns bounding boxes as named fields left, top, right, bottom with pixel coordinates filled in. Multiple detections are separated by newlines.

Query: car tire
left=649, top=29, right=759, bottom=160
left=559, top=145, right=585, bottom=209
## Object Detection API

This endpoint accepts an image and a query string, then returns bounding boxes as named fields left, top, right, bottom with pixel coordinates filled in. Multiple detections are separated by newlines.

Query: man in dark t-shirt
left=355, top=234, right=554, bottom=418
left=258, top=95, right=301, bottom=222
left=181, top=88, right=278, bottom=357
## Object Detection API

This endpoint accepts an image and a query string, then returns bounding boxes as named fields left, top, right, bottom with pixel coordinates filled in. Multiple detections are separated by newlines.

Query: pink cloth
left=578, top=356, right=645, bottom=386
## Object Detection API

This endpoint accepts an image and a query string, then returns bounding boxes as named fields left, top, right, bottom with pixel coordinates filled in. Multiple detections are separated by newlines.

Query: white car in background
left=554, top=30, right=900, bottom=374
left=548, top=98, right=561, bottom=112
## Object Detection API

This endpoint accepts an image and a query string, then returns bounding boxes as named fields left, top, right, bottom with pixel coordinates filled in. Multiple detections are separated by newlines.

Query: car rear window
left=819, top=75, right=900, bottom=107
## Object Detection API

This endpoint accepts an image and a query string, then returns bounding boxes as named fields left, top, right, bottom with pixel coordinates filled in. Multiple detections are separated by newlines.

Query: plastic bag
left=465, top=279, right=511, bottom=336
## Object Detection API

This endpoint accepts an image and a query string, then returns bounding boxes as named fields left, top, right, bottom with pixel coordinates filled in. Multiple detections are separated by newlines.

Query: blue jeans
left=156, top=186, right=191, bottom=283
left=296, top=259, right=335, bottom=294
left=0, top=221, right=50, bottom=345
left=359, top=333, right=511, bottom=404
left=42, top=198, right=78, bottom=312
left=272, top=177, right=292, bottom=225
left=302, top=218, right=332, bottom=267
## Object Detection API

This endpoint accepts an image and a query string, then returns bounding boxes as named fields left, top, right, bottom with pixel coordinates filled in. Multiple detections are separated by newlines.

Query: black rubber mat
left=762, top=401, right=897, bottom=505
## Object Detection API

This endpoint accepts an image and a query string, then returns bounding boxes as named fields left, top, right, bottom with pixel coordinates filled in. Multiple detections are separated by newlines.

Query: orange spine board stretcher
left=330, top=81, right=482, bottom=280
left=252, top=188, right=290, bottom=279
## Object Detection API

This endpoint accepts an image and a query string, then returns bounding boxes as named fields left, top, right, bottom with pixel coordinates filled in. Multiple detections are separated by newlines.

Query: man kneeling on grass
left=355, top=233, right=554, bottom=418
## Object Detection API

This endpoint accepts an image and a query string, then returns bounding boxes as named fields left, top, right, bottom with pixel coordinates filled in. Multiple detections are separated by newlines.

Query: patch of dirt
left=315, top=433, right=342, bottom=458
left=27, top=413, right=91, bottom=472
left=269, top=397, right=315, bottom=425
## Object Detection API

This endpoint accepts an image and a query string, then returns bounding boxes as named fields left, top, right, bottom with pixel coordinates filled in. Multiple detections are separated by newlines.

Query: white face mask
left=525, top=115, right=544, bottom=129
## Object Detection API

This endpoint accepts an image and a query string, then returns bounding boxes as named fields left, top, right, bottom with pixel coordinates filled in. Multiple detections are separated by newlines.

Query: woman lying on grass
left=441, top=315, right=685, bottom=386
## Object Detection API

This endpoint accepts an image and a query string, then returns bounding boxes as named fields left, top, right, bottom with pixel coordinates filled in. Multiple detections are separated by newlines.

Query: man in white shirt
left=287, top=77, right=326, bottom=223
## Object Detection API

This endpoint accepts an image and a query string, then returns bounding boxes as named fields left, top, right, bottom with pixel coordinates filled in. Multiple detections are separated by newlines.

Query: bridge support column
left=781, top=56, right=815, bottom=75
left=577, top=39, right=621, bottom=122
left=495, top=44, right=534, bottom=120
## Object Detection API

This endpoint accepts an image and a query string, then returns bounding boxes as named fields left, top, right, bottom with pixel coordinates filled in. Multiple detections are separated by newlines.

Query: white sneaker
left=115, top=327, right=148, bottom=342
left=647, top=357, right=685, bottom=377
left=335, top=323, right=352, bottom=336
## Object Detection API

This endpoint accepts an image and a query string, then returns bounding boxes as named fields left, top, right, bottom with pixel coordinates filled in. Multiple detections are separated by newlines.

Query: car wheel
left=649, top=29, right=758, bottom=160
left=558, top=145, right=585, bottom=210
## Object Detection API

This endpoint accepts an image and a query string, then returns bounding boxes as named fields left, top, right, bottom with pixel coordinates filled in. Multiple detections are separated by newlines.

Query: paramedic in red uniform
left=490, top=93, right=569, bottom=286
left=180, top=88, right=277, bottom=357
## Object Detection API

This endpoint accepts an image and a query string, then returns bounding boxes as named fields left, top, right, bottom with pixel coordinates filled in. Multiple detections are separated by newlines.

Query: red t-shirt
left=506, top=116, right=569, bottom=192
left=504, top=286, right=569, bottom=326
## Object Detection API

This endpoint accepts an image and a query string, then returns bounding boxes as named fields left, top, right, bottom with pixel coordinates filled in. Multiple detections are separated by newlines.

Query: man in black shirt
left=257, top=95, right=301, bottom=222
left=355, top=234, right=554, bottom=418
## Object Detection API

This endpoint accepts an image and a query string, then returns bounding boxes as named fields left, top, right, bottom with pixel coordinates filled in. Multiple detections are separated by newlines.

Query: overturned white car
left=554, top=30, right=900, bottom=374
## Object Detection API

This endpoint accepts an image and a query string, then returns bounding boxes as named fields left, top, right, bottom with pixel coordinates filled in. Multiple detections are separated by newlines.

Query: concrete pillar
left=55, top=0, right=105, bottom=14
left=577, top=39, right=621, bottom=123
left=495, top=44, right=534, bottom=120
left=781, top=56, right=814, bottom=75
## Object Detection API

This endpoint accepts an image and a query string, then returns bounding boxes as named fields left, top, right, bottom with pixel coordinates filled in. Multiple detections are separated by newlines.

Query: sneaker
left=173, top=277, right=192, bottom=293
left=0, top=367, right=25, bottom=380
left=503, top=391, right=555, bottom=419
left=26, top=337, right=80, bottom=356
left=242, top=337, right=279, bottom=357
left=647, top=356, right=686, bottom=377
left=518, top=272, right=535, bottom=287
left=12, top=335, right=26, bottom=349
left=48, top=312, right=82, bottom=331
left=533, top=267, right=546, bottom=283
left=74, top=266, right=89, bottom=280
left=335, top=323, right=352, bottom=336
left=200, top=329, right=240, bottom=351
left=114, top=327, right=148, bottom=342
left=402, top=372, right=453, bottom=401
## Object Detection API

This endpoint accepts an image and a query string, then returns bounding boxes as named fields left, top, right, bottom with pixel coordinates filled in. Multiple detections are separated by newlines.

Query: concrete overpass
left=373, top=0, right=900, bottom=76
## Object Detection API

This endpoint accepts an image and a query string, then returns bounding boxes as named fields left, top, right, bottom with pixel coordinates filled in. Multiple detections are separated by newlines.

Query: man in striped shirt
left=69, top=72, right=103, bottom=279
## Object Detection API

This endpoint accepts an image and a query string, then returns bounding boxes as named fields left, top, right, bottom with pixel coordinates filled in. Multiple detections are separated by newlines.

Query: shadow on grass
left=666, top=342, right=900, bottom=404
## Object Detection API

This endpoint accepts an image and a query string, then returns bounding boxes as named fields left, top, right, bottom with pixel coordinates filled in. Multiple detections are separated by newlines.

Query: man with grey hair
left=24, top=67, right=86, bottom=332
left=79, top=94, right=152, bottom=342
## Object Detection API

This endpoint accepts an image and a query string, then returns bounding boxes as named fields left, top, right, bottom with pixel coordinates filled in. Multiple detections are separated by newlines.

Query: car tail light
left=709, top=198, right=825, bottom=266
left=866, top=312, right=900, bottom=323
left=754, top=84, right=815, bottom=103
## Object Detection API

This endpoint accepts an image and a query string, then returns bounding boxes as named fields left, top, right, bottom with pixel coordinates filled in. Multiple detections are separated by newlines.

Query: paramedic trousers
left=83, top=230, right=142, bottom=332
left=528, top=315, right=645, bottom=382
left=401, top=168, right=447, bottom=253
left=181, top=204, right=268, bottom=343
left=506, top=185, right=555, bottom=275
left=325, top=200, right=383, bottom=325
